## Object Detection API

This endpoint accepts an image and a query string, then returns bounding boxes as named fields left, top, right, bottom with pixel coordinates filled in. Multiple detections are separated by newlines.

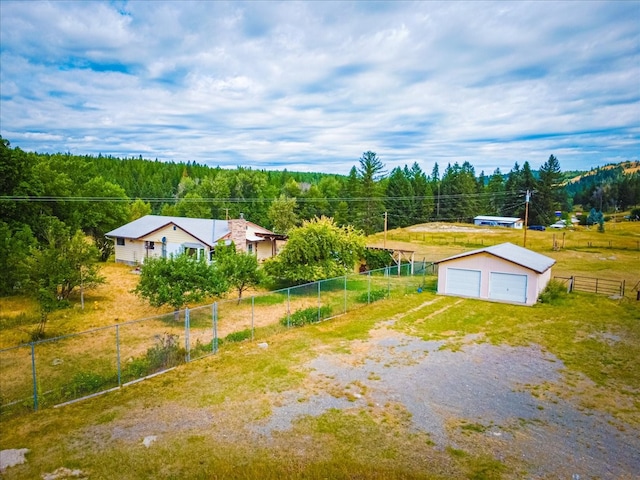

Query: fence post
left=344, top=275, right=347, bottom=314
left=317, top=280, right=321, bottom=322
left=387, top=266, right=391, bottom=298
left=213, top=302, right=218, bottom=353
left=287, top=288, right=291, bottom=327
left=31, top=342, right=38, bottom=412
left=251, top=296, right=255, bottom=341
left=116, top=324, right=121, bottom=387
left=596, top=278, right=599, bottom=294
left=185, top=307, right=191, bottom=363
left=368, top=272, right=371, bottom=304
left=622, top=280, right=625, bottom=297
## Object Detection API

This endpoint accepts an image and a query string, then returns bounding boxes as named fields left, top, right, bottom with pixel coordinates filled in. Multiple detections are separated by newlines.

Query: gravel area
left=250, top=320, right=640, bottom=478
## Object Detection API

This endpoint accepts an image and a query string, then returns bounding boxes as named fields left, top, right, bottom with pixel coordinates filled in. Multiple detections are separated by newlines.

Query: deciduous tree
left=216, top=243, right=263, bottom=303
left=264, top=216, right=365, bottom=284
left=268, top=194, right=298, bottom=233
left=134, top=253, right=227, bottom=320
left=21, top=220, right=104, bottom=338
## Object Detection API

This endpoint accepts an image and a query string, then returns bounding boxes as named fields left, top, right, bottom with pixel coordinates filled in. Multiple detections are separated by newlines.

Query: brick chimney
left=228, top=214, right=247, bottom=252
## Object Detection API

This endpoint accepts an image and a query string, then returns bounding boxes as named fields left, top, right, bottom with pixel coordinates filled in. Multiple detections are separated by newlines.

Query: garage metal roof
left=434, top=242, right=556, bottom=273
left=105, top=215, right=230, bottom=247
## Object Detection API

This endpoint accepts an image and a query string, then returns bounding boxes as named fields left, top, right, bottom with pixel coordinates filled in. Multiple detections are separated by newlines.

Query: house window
left=184, top=246, right=206, bottom=260
left=145, top=241, right=155, bottom=250
left=116, top=238, right=125, bottom=246
left=248, top=243, right=254, bottom=254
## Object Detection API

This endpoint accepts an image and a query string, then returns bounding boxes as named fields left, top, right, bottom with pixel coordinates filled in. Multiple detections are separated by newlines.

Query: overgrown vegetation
left=265, top=216, right=366, bottom=284
left=224, top=329, right=252, bottom=343
left=121, top=333, right=186, bottom=383
left=356, top=288, right=388, bottom=303
left=280, top=305, right=333, bottom=327
left=538, top=280, right=569, bottom=304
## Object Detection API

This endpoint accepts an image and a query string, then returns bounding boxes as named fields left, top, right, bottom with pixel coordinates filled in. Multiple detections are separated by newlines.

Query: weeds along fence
left=0, top=262, right=435, bottom=417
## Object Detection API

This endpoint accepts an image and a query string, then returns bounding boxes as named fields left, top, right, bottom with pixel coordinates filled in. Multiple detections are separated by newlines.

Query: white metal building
left=473, top=216, right=524, bottom=229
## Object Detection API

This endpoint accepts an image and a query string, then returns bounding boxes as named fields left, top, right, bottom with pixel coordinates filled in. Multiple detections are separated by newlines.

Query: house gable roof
left=105, top=215, right=231, bottom=248
left=434, top=242, right=556, bottom=274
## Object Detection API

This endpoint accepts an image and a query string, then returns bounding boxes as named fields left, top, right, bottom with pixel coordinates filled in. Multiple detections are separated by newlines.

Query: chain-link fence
left=0, top=263, right=436, bottom=417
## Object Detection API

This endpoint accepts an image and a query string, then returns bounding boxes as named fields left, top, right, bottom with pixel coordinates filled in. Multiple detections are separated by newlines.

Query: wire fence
left=0, top=262, right=436, bottom=418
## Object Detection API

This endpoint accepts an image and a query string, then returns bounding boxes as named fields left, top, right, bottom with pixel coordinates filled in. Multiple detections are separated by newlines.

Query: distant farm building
left=473, top=216, right=523, bottom=229
left=434, top=242, right=556, bottom=306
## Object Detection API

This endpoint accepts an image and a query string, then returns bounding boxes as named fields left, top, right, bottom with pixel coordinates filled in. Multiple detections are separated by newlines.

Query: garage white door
left=489, top=272, right=527, bottom=303
left=445, top=268, right=481, bottom=297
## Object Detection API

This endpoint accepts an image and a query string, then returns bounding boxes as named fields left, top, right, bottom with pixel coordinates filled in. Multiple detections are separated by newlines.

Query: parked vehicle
left=549, top=221, right=566, bottom=229
left=528, top=225, right=546, bottom=231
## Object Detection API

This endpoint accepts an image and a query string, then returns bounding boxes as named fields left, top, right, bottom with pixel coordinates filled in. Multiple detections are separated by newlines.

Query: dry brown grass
left=367, top=220, right=640, bottom=291
left=0, top=263, right=168, bottom=348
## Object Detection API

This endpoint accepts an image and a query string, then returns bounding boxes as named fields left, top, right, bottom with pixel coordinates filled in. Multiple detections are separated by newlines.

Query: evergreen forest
left=1, top=135, right=639, bottom=297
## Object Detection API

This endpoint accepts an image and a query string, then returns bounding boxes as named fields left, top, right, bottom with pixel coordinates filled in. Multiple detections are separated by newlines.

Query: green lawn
left=1, top=221, right=639, bottom=479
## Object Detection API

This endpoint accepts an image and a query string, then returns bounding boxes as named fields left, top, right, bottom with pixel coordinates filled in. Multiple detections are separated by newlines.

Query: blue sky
left=1, top=1, right=638, bottom=175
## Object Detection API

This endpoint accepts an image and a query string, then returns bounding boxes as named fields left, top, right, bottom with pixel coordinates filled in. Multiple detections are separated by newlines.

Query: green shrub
left=124, top=357, right=152, bottom=380
left=123, top=333, right=186, bottom=381
left=356, top=288, right=387, bottom=303
left=146, top=333, right=185, bottom=370
left=225, top=329, right=252, bottom=343
left=190, top=339, right=216, bottom=356
left=538, top=280, right=569, bottom=304
left=280, top=306, right=332, bottom=327
left=62, top=371, right=113, bottom=399
left=362, top=248, right=391, bottom=271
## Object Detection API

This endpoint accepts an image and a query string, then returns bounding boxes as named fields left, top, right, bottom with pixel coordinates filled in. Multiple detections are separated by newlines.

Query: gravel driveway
left=251, top=319, right=640, bottom=479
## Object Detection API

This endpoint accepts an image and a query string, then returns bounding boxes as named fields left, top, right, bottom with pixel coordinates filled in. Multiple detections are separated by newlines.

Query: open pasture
left=0, top=221, right=639, bottom=479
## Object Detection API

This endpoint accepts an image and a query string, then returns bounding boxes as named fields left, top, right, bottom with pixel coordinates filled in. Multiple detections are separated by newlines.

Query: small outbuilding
left=434, top=242, right=556, bottom=306
left=473, top=216, right=523, bottom=229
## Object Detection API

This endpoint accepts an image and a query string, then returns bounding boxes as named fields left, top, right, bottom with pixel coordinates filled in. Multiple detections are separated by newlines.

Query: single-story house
left=434, top=242, right=555, bottom=306
left=105, top=215, right=286, bottom=265
left=473, top=216, right=523, bottom=229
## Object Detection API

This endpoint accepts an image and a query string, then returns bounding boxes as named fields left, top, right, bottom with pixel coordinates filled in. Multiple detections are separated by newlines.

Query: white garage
left=434, top=243, right=556, bottom=306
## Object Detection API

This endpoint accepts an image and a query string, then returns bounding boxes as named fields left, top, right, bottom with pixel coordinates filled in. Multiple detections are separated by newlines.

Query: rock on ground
left=0, top=448, right=30, bottom=472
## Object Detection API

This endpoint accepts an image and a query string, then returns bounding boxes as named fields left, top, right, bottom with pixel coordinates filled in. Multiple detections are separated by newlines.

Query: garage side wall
left=437, top=253, right=543, bottom=306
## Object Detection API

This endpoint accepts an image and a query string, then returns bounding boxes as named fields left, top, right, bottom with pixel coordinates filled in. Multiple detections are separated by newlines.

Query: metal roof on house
left=105, top=215, right=231, bottom=247
left=474, top=216, right=522, bottom=223
left=434, top=242, right=556, bottom=273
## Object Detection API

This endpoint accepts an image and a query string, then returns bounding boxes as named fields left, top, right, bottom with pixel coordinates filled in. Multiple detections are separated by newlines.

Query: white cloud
left=0, top=1, right=638, bottom=175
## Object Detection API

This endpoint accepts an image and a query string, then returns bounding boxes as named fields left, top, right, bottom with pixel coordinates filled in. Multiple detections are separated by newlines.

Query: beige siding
left=112, top=218, right=282, bottom=265
left=437, top=252, right=550, bottom=306
left=255, top=240, right=273, bottom=261
left=113, top=239, right=150, bottom=265
left=114, top=225, right=213, bottom=265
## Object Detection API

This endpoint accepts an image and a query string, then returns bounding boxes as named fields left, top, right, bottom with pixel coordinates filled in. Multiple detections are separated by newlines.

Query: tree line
left=2, top=134, right=639, bottom=304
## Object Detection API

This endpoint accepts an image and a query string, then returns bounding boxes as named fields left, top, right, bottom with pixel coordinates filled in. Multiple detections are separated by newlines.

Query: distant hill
left=563, top=161, right=640, bottom=185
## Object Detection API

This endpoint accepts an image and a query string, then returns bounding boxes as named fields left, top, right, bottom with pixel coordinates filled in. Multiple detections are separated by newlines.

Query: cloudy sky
left=1, top=1, right=638, bottom=176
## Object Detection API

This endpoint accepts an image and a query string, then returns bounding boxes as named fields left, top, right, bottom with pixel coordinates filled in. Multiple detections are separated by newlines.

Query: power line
left=0, top=190, right=518, bottom=204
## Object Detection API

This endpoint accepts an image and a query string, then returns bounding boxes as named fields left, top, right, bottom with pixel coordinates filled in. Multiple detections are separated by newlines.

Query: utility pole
left=224, top=208, right=229, bottom=220
left=523, top=190, right=530, bottom=248
left=384, top=211, right=388, bottom=248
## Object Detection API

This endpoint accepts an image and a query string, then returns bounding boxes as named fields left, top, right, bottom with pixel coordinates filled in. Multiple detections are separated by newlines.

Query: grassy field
left=0, top=221, right=639, bottom=479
